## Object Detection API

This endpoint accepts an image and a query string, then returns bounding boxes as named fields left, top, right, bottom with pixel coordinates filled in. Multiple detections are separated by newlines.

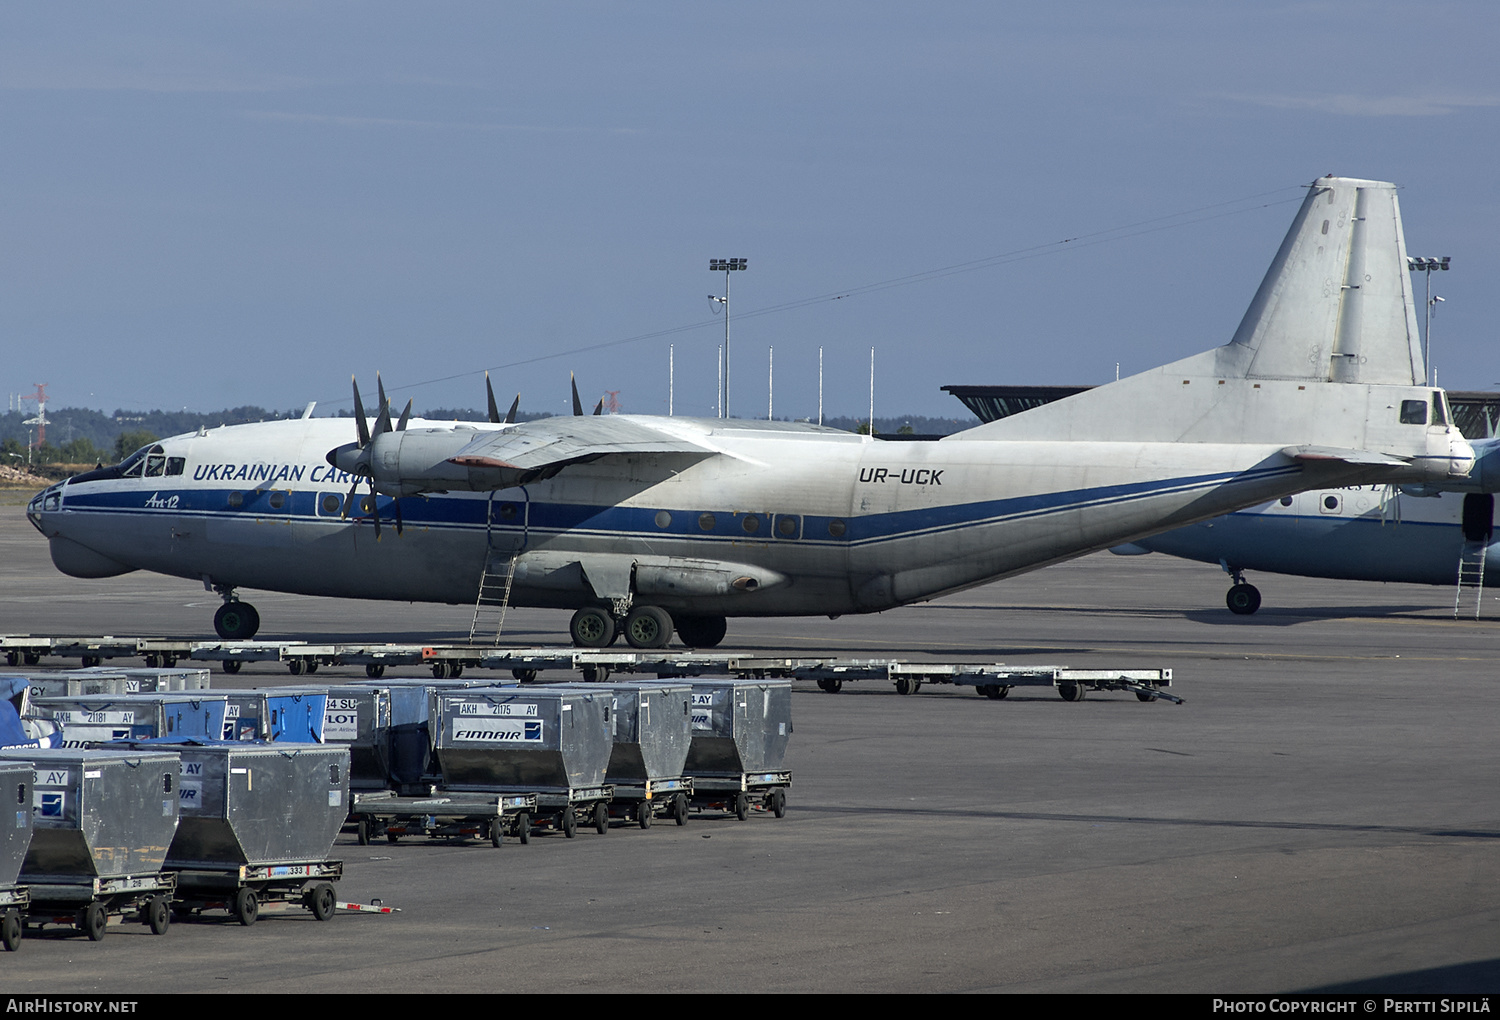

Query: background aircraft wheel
left=234, top=887, right=259, bottom=926
left=1226, top=583, right=1262, bottom=615
left=1, top=909, right=20, bottom=951
left=673, top=613, right=727, bottom=648
left=1058, top=682, right=1086, bottom=702
left=624, top=606, right=673, bottom=649
left=570, top=607, right=615, bottom=648
left=214, top=601, right=260, bottom=640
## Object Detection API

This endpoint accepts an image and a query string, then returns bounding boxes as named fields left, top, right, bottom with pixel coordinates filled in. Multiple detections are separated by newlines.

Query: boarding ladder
left=469, top=550, right=518, bottom=645
left=1454, top=540, right=1487, bottom=620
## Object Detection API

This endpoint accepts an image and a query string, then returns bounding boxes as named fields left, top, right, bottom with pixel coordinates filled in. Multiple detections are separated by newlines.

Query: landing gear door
left=487, top=490, right=529, bottom=555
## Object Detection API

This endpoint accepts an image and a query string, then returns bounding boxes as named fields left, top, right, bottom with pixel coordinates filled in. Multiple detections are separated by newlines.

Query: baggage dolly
left=607, top=777, right=692, bottom=829
left=351, top=790, right=538, bottom=847
left=529, top=786, right=614, bottom=838
left=0, top=886, right=27, bottom=951
left=171, top=861, right=343, bottom=927
left=688, top=771, right=791, bottom=821
left=24, top=872, right=176, bottom=941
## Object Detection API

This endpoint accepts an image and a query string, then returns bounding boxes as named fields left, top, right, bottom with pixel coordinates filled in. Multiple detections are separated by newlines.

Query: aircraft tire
left=570, top=607, right=615, bottom=648
left=673, top=614, right=727, bottom=648
left=214, top=601, right=260, bottom=640
left=623, top=606, right=673, bottom=649
left=1226, top=583, right=1262, bottom=615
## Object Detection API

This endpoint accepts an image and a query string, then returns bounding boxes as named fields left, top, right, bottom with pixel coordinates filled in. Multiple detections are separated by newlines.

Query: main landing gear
left=1221, top=563, right=1262, bottom=616
left=212, top=587, right=261, bottom=639
left=567, top=606, right=728, bottom=650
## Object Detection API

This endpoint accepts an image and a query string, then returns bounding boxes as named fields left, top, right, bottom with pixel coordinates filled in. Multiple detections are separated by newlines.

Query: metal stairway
left=1454, top=540, right=1487, bottom=620
left=469, top=550, right=518, bottom=645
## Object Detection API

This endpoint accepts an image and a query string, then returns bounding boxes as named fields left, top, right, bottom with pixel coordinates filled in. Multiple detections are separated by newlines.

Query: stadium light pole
left=709, top=258, right=747, bottom=417
left=1407, top=256, right=1450, bottom=386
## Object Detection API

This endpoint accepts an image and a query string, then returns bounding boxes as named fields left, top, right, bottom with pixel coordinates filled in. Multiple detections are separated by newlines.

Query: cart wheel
left=222, top=659, right=242, bottom=674
left=637, top=802, right=653, bottom=829
left=308, top=883, right=337, bottom=922
left=1, top=909, right=21, bottom=951
left=593, top=803, right=609, bottom=834
left=145, top=895, right=170, bottom=936
left=673, top=793, right=689, bottom=826
left=1136, top=690, right=1158, bottom=703
left=561, top=809, right=577, bottom=838
left=515, top=812, right=531, bottom=845
left=357, top=819, right=370, bottom=845
left=83, top=902, right=108, bottom=941
left=734, top=792, right=749, bottom=821
left=490, top=817, right=504, bottom=848
left=386, top=829, right=400, bottom=844
left=234, top=887, right=259, bottom=927
left=1058, top=682, right=1086, bottom=702
left=771, top=788, right=787, bottom=818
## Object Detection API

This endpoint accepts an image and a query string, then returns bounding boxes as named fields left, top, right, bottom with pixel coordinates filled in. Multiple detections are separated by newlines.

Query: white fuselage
left=28, top=415, right=1403, bottom=617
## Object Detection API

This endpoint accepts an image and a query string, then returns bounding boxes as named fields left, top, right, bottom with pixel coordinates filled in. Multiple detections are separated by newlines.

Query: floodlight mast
left=1407, top=255, right=1450, bottom=386
left=709, top=258, right=747, bottom=418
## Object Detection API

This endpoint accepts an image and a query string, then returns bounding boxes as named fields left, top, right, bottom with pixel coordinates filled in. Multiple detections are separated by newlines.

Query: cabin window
left=227, top=491, right=244, bottom=509
left=166, top=457, right=185, bottom=476
left=268, top=491, right=286, bottom=511
left=698, top=513, right=716, bottom=532
left=498, top=502, right=518, bottom=520
left=319, top=493, right=342, bottom=515
left=775, top=514, right=801, bottom=538
left=828, top=519, right=847, bottom=537
left=1279, top=496, right=1293, bottom=507
left=1400, top=400, right=1428, bottom=425
left=654, top=510, right=671, bottom=529
left=741, top=514, right=761, bottom=534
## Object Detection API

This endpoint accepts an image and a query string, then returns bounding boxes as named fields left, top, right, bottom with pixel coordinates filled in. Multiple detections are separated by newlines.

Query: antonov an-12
left=27, top=176, right=1475, bottom=648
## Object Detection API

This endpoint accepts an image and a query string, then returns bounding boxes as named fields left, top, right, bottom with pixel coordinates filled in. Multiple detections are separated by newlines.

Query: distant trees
left=113, top=430, right=159, bottom=460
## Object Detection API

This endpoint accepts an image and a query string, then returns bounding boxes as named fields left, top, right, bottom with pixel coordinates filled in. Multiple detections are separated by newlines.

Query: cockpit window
left=1434, top=394, right=1450, bottom=427
left=1400, top=400, right=1428, bottom=425
left=144, top=447, right=167, bottom=477
left=117, top=446, right=151, bottom=478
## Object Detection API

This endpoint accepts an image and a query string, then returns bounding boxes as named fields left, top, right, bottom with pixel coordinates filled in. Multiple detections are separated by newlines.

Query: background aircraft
left=26, top=176, right=1473, bottom=646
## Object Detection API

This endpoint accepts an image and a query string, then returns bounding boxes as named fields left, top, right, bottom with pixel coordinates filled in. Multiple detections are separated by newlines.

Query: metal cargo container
left=28, top=694, right=229, bottom=748
left=74, top=666, right=212, bottom=692
left=555, top=682, right=693, bottom=783
left=352, top=678, right=518, bottom=792
left=432, top=687, right=612, bottom=793
left=318, top=686, right=391, bottom=792
left=1, top=670, right=130, bottom=699
left=216, top=687, right=328, bottom=743
left=0, top=761, right=33, bottom=889
left=112, top=742, right=349, bottom=867
left=0, top=749, right=180, bottom=879
left=684, top=679, right=792, bottom=775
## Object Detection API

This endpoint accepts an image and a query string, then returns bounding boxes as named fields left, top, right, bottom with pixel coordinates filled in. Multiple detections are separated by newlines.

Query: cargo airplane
left=26, top=176, right=1475, bottom=648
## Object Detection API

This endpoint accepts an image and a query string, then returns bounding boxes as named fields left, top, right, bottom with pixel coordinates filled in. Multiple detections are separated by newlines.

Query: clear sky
left=2, top=2, right=1496, bottom=423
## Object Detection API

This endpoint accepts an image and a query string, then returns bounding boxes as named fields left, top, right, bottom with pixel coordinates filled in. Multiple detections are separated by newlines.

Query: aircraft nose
left=26, top=482, right=63, bottom=534
left=1448, top=433, right=1476, bottom=478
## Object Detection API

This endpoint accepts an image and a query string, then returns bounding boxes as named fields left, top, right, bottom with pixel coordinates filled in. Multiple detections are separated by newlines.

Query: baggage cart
left=350, top=790, right=537, bottom=846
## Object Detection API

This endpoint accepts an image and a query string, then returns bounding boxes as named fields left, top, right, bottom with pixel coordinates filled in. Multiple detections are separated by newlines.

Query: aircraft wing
left=1279, top=445, right=1413, bottom=467
left=447, top=415, right=714, bottom=472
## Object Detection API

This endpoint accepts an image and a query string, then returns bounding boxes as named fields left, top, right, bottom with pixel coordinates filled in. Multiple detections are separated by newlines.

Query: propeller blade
left=369, top=479, right=381, bottom=541
left=486, top=373, right=501, bottom=424
left=505, top=394, right=519, bottom=425
left=352, top=377, right=371, bottom=448
left=396, top=400, right=412, bottom=433
left=393, top=496, right=404, bottom=536
left=375, top=374, right=394, bottom=437
left=342, top=477, right=360, bottom=519
left=571, top=374, right=583, bottom=416
left=592, top=398, right=604, bottom=416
